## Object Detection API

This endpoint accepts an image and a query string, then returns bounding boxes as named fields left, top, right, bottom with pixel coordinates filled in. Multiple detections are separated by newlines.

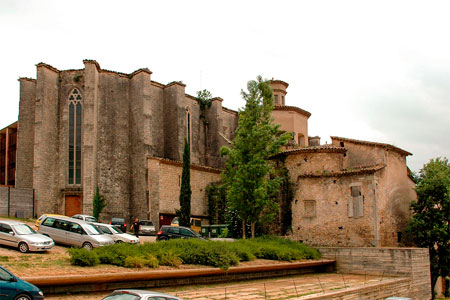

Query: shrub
left=124, top=256, right=147, bottom=268
left=158, top=250, right=182, bottom=267
left=68, top=248, right=99, bottom=266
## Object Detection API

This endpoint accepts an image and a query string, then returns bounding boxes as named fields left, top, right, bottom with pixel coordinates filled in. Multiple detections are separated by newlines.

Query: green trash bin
left=209, top=225, right=220, bottom=238
left=201, top=225, right=210, bottom=237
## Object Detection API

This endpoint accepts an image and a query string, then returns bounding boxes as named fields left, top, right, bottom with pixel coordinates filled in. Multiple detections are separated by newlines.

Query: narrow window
left=68, top=88, right=82, bottom=185
left=274, top=95, right=279, bottom=105
left=349, top=186, right=363, bottom=217
left=281, top=95, right=285, bottom=105
left=186, top=111, right=191, bottom=145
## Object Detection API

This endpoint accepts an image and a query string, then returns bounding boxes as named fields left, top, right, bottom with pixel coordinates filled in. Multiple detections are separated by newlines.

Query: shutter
left=348, top=196, right=354, bottom=217
left=357, top=196, right=364, bottom=217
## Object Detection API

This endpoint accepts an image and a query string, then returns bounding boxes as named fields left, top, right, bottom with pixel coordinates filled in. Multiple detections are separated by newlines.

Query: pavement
left=45, top=272, right=395, bottom=300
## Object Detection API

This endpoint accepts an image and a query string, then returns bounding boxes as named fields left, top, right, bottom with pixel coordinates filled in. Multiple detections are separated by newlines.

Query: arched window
left=68, top=88, right=82, bottom=185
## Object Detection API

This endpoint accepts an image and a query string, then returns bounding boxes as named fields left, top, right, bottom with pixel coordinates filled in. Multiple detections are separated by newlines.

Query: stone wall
left=318, top=247, right=432, bottom=300
left=0, top=187, right=34, bottom=218
left=291, top=172, right=380, bottom=247
left=147, top=157, right=221, bottom=228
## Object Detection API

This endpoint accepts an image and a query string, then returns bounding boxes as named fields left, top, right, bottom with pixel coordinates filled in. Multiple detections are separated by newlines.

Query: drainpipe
left=372, top=180, right=379, bottom=247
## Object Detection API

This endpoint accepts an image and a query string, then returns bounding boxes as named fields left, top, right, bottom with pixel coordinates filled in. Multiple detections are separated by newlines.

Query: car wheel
left=18, top=242, right=29, bottom=253
left=115, top=240, right=123, bottom=244
left=82, top=242, right=93, bottom=250
left=159, top=236, right=168, bottom=241
left=14, top=293, right=32, bottom=300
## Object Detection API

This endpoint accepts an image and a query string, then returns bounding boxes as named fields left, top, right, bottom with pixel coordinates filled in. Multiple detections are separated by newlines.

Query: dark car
left=0, top=265, right=44, bottom=300
left=156, top=225, right=204, bottom=241
left=110, top=218, right=127, bottom=232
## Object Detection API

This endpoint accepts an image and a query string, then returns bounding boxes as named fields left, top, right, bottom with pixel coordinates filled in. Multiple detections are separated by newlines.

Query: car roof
left=0, top=220, right=26, bottom=226
left=112, top=289, right=181, bottom=299
left=44, top=215, right=91, bottom=224
left=73, top=214, right=94, bottom=217
left=161, top=225, right=191, bottom=230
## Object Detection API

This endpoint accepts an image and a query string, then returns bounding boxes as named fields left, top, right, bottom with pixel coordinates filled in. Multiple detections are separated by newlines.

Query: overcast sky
left=1, top=0, right=449, bottom=172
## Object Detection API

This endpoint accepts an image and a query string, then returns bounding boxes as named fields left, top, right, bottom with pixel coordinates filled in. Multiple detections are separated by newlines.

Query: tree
left=406, top=157, right=450, bottom=297
left=177, top=138, right=192, bottom=227
left=220, top=76, right=291, bottom=238
left=92, top=186, right=106, bottom=221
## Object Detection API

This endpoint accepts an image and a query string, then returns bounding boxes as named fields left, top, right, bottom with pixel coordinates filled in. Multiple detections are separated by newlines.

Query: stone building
left=10, top=60, right=415, bottom=246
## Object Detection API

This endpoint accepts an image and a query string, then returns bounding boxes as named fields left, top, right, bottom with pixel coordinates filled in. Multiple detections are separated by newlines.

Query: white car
left=91, top=222, right=140, bottom=244
left=0, top=220, right=54, bottom=253
left=71, top=214, right=97, bottom=222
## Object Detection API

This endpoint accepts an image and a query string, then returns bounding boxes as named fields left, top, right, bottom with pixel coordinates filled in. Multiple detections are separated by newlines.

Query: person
left=130, top=218, right=140, bottom=238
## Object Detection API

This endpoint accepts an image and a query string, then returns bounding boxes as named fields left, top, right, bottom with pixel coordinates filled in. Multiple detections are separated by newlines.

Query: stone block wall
left=0, top=187, right=8, bottom=215
left=0, top=187, right=34, bottom=218
left=318, top=247, right=431, bottom=300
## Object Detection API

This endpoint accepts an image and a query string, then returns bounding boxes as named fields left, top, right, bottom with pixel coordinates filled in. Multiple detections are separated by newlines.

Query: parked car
left=91, top=222, right=139, bottom=244
left=0, top=265, right=44, bottom=299
left=71, top=214, right=97, bottom=222
left=35, top=213, right=66, bottom=230
left=38, top=216, right=114, bottom=249
left=102, top=289, right=182, bottom=300
left=156, top=225, right=204, bottom=241
left=138, top=220, right=156, bottom=236
left=110, top=217, right=127, bottom=232
left=0, top=220, right=54, bottom=253
left=170, top=217, right=202, bottom=233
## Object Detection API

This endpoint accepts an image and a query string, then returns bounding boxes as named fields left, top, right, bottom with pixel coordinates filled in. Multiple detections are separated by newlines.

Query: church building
left=7, top=60, right=415, bottom=246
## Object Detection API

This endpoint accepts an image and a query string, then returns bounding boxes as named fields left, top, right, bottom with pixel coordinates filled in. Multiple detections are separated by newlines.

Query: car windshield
left=85, top=217, right=97, bottom=222
left=12, top=224, right=36, bottom=235
left=111, top=218, right=124, bottom=223
left=110, top=226, right=123, bottom=234
left=102, top=294, right=140, bottom=300
left=140, top=221, right=153, bottom=226
left=83, top=224, right=102, bottom=235
left=98, top=225, right=112, bottom=234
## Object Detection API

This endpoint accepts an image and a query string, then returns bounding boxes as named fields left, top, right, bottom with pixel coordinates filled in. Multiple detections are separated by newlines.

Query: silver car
left=102, top=289, right=182, bottom=300
left=91, top=222, right=140, bottom=244
left=71, top=214, right=98, bottom=222
left=38, top=216, right=114, bottom=249
left=139, top=220, right=156, bottom=236
left=0, top=220, right=54, bottom=253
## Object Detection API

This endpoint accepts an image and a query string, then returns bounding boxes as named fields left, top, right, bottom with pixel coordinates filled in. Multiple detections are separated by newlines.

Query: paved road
left=45, top=273, right=389, bottom=300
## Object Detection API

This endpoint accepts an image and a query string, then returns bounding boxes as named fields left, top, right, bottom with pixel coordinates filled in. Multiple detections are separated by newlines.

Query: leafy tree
left=92, top=186, right=106, bottom=221
left=406, top=157, right=450, bottom=297
left=177, top=138, right=192, bottom=227
left=220, top=76, right=291, bottom=238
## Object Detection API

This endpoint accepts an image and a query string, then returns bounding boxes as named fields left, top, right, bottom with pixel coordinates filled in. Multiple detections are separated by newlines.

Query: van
left=170, top=217, right=202, bottom=233
left=38, top=216, right=114, bottom=249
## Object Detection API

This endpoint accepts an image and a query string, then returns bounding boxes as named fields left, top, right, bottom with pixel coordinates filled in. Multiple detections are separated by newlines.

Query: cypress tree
left=178, top=138, right=192, bottom=227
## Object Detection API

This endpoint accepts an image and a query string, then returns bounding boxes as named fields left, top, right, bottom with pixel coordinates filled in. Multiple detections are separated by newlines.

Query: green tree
left=177, top=138, right=192, bottom=227
left=92, top=186, right=106, bottom=221
left=220, top=76, right=291, bottom=238
left=406, top=157, right=450, bottom=297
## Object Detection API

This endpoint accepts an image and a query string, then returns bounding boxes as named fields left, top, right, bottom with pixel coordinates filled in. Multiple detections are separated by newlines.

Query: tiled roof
left=297, top=164, right=386, bottom=178
left=331, top=136, right=412, bottom=156
left=147, top=156, right=222, bottom=174
left=273, top=145, right=346, bottom=158
left=273, top=105, right=311, bottom=118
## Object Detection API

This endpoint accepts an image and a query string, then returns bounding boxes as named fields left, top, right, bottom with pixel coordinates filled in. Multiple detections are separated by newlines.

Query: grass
left=69, top=236, right=321, bottom=270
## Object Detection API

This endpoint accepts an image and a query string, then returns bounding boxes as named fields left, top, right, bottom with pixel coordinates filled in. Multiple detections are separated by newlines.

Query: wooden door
left=65, top=195, right=82, bottom=216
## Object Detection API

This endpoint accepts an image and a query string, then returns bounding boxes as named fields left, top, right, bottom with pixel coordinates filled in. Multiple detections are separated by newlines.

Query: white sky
left=1, top=0, right=449, bottom=172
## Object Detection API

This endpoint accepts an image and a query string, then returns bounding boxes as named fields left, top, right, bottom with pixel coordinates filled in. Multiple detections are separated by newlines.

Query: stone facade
left=12, top=60, right=415, bottom=243
left=15, top=60, right=237, bottom=223
left=277, top=137, right=416, bottom=247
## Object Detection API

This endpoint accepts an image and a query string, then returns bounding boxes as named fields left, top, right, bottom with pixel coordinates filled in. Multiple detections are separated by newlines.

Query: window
left=274, top=95, right=279, bottom=105
left=281, top=95, right=285, bottom=105
left=348, top=185, right=364, bottom=218
left=186, top=110, right=191, bottom=145
left=303, top=200, right=316, bottom=218
left=68, top=88, right=82, bottom=185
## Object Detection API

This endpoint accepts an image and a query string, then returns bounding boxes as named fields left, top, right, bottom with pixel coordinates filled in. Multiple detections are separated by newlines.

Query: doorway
left=65, top=195, right=82, bottom=216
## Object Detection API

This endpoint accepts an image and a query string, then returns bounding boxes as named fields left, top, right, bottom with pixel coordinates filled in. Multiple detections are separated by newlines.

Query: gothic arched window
left=68, top=88, right=82, bottom=185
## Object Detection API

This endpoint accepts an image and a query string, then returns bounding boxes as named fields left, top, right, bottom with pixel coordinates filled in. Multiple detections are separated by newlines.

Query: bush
left=68, top=248, right=99, bottom=266
left=67, top=235, right=320, bottom=270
